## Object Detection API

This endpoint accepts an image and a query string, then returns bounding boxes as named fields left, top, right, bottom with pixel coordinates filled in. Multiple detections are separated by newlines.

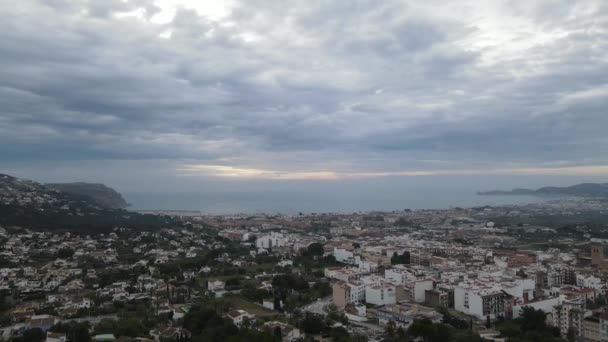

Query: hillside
left=0, top=174, right=175, bottom=232
left=46, top=182, right=128, bottom=209
left=478, top=183, right=608, bottom=197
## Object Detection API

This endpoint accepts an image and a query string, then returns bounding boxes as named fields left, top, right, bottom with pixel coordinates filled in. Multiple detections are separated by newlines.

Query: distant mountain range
left=478, top=183, right=608, bottom=197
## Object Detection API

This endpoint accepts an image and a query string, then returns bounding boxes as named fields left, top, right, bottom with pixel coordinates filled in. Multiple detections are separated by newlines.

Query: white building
left=551, top=296, right=585, bottom=339
left=454, top=281, right=510, bottom=320
left=277, top=260, right=293, bottom=267
left=334, top=248, right=355, bottom=264
left=333, top=281, right=366, bottom=309
left=512, top=296, right=562, bottom=319
left=406, top=279, right=434, bottom=303
left=208, top=280, right=225, bottom=291
left=366, top=283, right=396, bottom=306
left=356, top=257, right=377, bottom=273
left=325, top=267, right=362, bottom=282
left=226, top=310, right=255, bottom=327
left=503, top=278, right=536, bottom=304
left=256, top=232, right=287, bottom=250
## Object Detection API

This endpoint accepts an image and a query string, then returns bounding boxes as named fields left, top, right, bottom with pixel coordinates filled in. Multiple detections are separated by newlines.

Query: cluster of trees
left=271, top=273, right=331, bottom=312
left=10, top=328, right=47, bottom=342
left=93, top=318, right=147, bottom=338
left=292, top=312, right=366, bottom=342
left=241, top=269, right=331, bottom=313
left=0, top=202, right=177, bottom=233
left=300, top=243, right=324, bottom=258
left=183, top=302, right=280, bottom=342
left=495, top=307, right=564, bottom=342
left=383, top=319, right=481, bottom=342
left=14, top=317, right=154, bottom=342
left=391, top=251, right=410, bottom=265
left=395, top=217, right=414, bottom=227
left=50, top=321, right=91, bottom=342
left=310, top=221, right=331, bottom=234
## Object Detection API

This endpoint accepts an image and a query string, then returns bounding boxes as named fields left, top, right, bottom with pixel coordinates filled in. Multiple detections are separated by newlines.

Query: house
left=377, top=303, right=443, bottom=328
left=277, top=260, right=293, bottom=267
left=225, top=309, right=255, bottom=327
left=332, top=281, right=365, bottom=309
left=207, top=280, right=225, bottom=291
left=26, top=314, right=57, bottom=331
left=46, top=332, right=66, bottom=342
left=264, top=321, right=302, bottom=341
left=151, top=327, right=191, bottom=341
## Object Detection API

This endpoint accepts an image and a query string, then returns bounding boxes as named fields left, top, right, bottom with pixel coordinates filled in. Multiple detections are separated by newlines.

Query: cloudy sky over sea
left=2, top=1, right=608, bottom=210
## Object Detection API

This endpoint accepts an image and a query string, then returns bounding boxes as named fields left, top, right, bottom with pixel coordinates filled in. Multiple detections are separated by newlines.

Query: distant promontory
left=46, top=182, right=129, bottom=209
left=478, top=183, right=608, bottom=198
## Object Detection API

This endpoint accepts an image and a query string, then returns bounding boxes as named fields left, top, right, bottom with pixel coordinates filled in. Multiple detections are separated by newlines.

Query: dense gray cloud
left=1, top=0, right=608, bottom=186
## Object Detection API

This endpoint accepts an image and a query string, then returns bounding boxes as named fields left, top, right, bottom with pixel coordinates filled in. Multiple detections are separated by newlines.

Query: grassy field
left=226, top=297, right=278, bottom=318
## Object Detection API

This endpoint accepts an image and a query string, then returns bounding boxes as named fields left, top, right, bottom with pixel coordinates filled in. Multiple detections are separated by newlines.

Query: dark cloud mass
left=1, top=0, right=608, bottom=187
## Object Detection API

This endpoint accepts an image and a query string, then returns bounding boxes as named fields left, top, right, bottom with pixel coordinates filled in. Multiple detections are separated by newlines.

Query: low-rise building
left=377, top=303, right=443, bottom=328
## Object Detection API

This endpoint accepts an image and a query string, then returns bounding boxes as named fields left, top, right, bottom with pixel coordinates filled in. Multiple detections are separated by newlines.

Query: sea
left=124, top=187, right=544, bottom=215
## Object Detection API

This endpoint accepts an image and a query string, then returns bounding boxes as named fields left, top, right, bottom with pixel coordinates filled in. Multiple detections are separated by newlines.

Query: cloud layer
left=1, top=0, right=608, bottom=183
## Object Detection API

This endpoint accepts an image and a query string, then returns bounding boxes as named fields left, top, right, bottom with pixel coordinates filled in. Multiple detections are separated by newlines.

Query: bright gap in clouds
left=151, top=0, right=234, bottom=24
left=177, top=164, right=608, bottom=180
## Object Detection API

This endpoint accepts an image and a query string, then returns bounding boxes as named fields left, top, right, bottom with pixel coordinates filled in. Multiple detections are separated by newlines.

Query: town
left=1, top=194, right=608, bottom=342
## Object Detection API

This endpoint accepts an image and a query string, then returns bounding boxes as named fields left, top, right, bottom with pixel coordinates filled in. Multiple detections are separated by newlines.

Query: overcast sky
left=2, top=0, right=608, bottom=193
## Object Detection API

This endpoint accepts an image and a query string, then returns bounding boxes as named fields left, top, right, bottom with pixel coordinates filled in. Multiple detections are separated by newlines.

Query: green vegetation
left=0, top=203, right=177, bottom=233
left=395, top=217, right=414, bottom=227
left=50, top=321, right=92, bottom=342
left=310, top=221, right=331, bottom=234
left=93, top=318, right=147, bottom=338
left=495, top=306, right=564, bottom=342
left=12, top=328, right=46, bottom=342
left=391, top=251, right=410, bottom=265
left=383, top=319, right=481, bottom=342
left=183, top=301, right=280, bottom=342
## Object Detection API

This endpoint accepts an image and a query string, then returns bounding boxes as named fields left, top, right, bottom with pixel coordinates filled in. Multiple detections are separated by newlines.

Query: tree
left=94, top=319, right=117, bottom=335
left=384, top=320, right=397, bottom=341
left=67, top=322, right=91, bottom=342
left=274, top=297, right=282, bottom=311
left=115, top=318, right=146, bottom=337
left=519, top=306, right=547, bottom=332
left=391, top=252, right=410, bottom=265
left=485, top=315, right=491, bottom=329
left=57, top=247, right=75, bottom=259
left=273, top=326, right=282, bottom=340
left=395, top=217, right=413, bottom=227
left=495, top=307, right=561, bottom=341
left=22, top=328, right=45, bottom=342
left=329, top=327, right=351, bottom=342
left=302, top=243, right=324, bottom=257
left=301, top=313, right=325, bottom=335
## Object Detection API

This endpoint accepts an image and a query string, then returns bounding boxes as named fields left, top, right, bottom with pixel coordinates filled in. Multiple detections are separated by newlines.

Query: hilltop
left=478, top=183, right=608, bottom=197
left=46, top=182, right=128, bottom=209
left=0, top=173, right=174, bottom=232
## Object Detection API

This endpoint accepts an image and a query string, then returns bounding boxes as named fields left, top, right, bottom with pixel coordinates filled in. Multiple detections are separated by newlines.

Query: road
left=63, top=314, right=118, bottom=324
left=350, top=320, right=384, bottom=333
